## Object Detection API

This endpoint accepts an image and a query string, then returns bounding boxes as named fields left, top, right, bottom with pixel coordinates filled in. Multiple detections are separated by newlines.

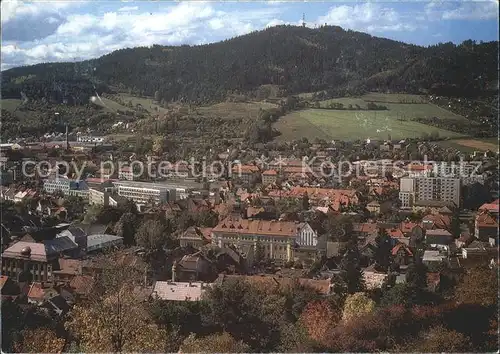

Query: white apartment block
left=115, top=182, right=170, bottom=204
left=399, top=177, right=460, bottom=208
left=77, top=135, right=105, bottom=143
left=89, top=188, right=110, bottom=206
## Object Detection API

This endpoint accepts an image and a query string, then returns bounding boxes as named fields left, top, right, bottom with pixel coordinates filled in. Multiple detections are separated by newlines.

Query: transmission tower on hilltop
left=302, top=13, right=306, bottom=27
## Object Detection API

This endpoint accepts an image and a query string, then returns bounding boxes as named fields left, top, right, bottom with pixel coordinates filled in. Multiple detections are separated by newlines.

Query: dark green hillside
left=1, top=25, right=497, bottom=105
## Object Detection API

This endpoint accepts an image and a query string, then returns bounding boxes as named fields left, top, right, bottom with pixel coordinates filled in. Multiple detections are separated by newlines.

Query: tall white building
left=399, top=177, right=460, bottom=208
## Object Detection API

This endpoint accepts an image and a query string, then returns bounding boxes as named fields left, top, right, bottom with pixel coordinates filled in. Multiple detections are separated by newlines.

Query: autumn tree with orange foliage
left=299, top=299, right=341, bottom=346
left=65, top=260, right=168, bottom=352
left=13, top=328, right=65, bottom=353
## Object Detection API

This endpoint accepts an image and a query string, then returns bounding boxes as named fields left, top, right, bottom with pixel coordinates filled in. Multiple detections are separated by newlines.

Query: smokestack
left=65, top=124, right=69, bottom=150
left=171, top=260, right=177, bottom=282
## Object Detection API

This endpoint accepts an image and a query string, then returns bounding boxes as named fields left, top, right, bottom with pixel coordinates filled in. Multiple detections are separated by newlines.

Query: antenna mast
left=302, top=13, right=306, bottom=27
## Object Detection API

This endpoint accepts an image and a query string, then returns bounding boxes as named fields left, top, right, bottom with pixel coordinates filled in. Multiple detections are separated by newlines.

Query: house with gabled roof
left=474, top=211, right=498, bottom=242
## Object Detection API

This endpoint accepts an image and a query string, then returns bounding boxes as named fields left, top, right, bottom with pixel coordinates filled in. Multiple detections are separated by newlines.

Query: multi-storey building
left=399, top=177, right=460, bottom=208
left=232, top=165, right=259, bottom=183
left=89, top=188, right=110, bottom=206
left=416, top=177, right=460, bottom=207
left=211, top=216, right=318, bottom=265
left=118, top=166, right=135, bottom=181
left=43, top=178, right=89, bottom=200
left=262, top=170, right=278, bottom=185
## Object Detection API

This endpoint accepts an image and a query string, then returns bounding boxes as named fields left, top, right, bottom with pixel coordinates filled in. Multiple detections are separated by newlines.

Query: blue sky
left=1, top=1, right=498, bottom=70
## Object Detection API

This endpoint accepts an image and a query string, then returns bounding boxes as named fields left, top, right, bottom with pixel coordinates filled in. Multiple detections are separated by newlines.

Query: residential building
left=232, top=165, right=259, bottom=183
left=118, top=166, right=135, bottom=181
left=179, top=227, right=212, bottom=249
left=416, top=177, right=460, bottom=207
left=400, top=177, right=460, bottom=208
left=399, top=177, right=415, bottom=208
left=422, top=250, right=446, bottom=269
left=474, top=211, right=498, bottom=242
left=89, top=187, right=110, bottom=206
left=425, top=229, right=454, bottom=251
left=262, top=170, right=278, bottom=185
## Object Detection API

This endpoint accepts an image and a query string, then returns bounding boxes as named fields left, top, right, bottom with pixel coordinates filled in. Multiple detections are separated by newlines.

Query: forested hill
left=1, top=25, right=498, bottom=104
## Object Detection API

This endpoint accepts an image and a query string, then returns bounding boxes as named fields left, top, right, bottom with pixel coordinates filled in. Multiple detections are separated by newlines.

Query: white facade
left=297, top=223, right=318, bottom=248
left=416, top=177, right=460, bottom=207
left=77, top=135, right=105, bottom=143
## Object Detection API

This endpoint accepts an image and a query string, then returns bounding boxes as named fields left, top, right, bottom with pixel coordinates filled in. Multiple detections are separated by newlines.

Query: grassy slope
left=275, top=93, right=468, bottom=141
left=274, top=109, right=465, bottom=141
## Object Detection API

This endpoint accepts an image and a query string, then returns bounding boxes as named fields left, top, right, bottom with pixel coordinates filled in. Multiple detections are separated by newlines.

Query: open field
left=197, top=101, right=278, bottom=120
left=115, top=93, right=169, bottom=114
left=361, top=92, right=428, bottom=104
left=92, top=96, right=130, bottom=113
left=1, top=99, right=41, bottom=125
left=437, top=138, right=498, bottom=152
left=274, top=108, right=465, bottom=141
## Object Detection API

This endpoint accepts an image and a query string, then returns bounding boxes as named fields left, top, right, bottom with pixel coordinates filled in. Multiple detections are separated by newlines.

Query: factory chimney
left=65, top=123, right=69, bottom=150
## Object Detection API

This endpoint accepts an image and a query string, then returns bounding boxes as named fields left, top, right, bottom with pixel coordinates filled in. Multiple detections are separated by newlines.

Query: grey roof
left=43, top=237, right=79, bottom=257
left=86, top=234, right=123, bottom=252
left=422, top=250, right=446, bottom=262
left=151, top=281, right=210, bottom=301
left=57, top=227, right=86, bottom=239
left=2, top=237, right=78, bottom=262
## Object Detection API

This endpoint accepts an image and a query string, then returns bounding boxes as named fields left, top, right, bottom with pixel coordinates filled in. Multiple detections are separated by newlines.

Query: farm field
left=274, top=108, right=466, bottom=142
left=197, top=101, right=278, bottom=120
left=361, top=92, right=428, bottom=103
left=437, top=138, right=498, bottom=152
left=115, top=93, right=169, bottom=114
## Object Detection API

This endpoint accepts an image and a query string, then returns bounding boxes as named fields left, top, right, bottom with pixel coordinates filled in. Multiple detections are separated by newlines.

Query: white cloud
left=1, top=2, right=283, bottom=69
left=425, top=0, right=499, bottom=21
left=442, top=1, right=499, bottom=20
left=266, top=19, right=285, bottom=28
left=317, top=3, right=417, bottom=33
left=117, top=6, right=138, bottom=12
left=1, top=0, right=78, bottom=24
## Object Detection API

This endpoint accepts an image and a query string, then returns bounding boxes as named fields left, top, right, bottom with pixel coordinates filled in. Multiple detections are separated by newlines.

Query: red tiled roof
left=213, top=216, right=301, bottom=237
left=353, top=223, right=378, bottom=235
left=0, top=276, right=9, bottom=290
left=407, top=164, right=432, bottom=171
left=386, top=228, right=405, bottom=238
left=27, top=282, right=45, bottom=300
left=232, top=165, right=259, bottom=173
left=262, top=170, right=278, bottom=176
left=479, top=203, right=499, bottom=214
left=400, top=221, right=418, bottom=233
left=422, top=213, right=451, bottom=229
left=476, top=212, right=499, bottom=228
left=391, top=243, right=413, bottom=256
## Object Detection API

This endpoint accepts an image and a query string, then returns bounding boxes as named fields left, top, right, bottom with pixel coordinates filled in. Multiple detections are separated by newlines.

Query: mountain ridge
left=1, top=25, right=498, bottom=104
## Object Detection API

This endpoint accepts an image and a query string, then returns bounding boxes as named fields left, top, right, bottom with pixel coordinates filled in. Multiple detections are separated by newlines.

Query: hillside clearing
left=274, top=108, right=465, bottom=141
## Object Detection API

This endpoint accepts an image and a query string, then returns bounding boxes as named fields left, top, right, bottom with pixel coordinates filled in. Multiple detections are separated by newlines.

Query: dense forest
left=1, top=26, right=498, bottom=105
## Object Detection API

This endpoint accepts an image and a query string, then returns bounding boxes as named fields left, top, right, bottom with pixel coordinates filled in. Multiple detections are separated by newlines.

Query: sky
left=1, top=0, right=499, bottom=71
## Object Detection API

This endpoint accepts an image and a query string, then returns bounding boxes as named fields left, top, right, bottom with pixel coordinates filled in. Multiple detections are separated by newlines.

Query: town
left=0, top=133, right=498, bottom=352
left=1, top=1, right=499, bottom=351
